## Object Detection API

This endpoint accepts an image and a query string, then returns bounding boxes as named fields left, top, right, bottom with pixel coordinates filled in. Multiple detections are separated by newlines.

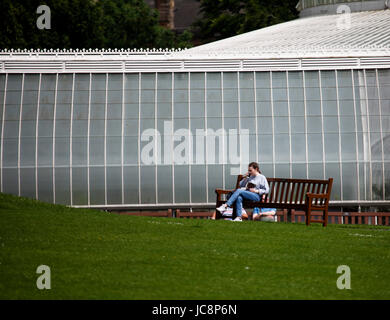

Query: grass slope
left=0, top=192, right=389, bottom=300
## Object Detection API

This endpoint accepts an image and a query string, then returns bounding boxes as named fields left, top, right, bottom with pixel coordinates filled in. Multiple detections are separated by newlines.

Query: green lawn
left=0, top=192, right=389, bottom=299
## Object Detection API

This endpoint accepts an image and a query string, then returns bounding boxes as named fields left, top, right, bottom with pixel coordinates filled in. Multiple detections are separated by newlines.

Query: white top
left=239, top=174, right=270, bottom=195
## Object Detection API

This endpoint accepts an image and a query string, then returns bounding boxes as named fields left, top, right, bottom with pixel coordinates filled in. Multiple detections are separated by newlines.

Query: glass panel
left=38, top=167, right=53, bottom=203
left=324, top=133, right=339, bottom=161
left=308, top=163, right=323, bottom=179
left=0, top=76, right=5, bottom=126
left=258, top=134, right=273, bottom=162
left=55, top=137, right=70, bottom=166
left=107, top=166, right=122, bottom=204
left=123, top=136, right=138, bottom=165
left=257, top=101, right=272, bottom=116
left=72, top=137, right=88, bottom=166
left=272, top=72, right=287, bottom=88
left=306, top=100, right=321, bottom=116
left=20, top=137, right=35, bottom=166
left=3, top=119, right=18, bottom=138
left=106, top=136, right=121, bottom=165
left=307, top=116, right=322, bottom=133
left=3, top=168, right=18, bottom=195
left=191, top=165, right=206, bottom=202
left=323, top=116, right=339, bottom=132
left=305, top=71, right=319, bottom=88
left=384, top=134, right=390, bottom=161
left=258, top=116, right=272, bottom=134
left=207, top=164, right=222, bottom=203
left=107, top=119, right=122, bottom=136
left=158, top=73, right=172, bottom=120
left=224, top=164, right=239, bottom=188
left=89, top=136, right=105, bottom=165
left=240, top=117, right=255, bottom=132
left=3, top=138, right=18, bottom=166
left=342, top=162, right=358, bottom=201
left=288, top=71, right=303, bottom=87
left=275, top=134, right=290, bottom=162
left=274, top=117, right=289, bottom=134
left=307, top=134, right=323, bottom=162
left=292, top=163, right=307, bottom=179
left=385, top=164, right=390, bottom=200
left=291, top=134, right=306, bottom=162
left=341, top=133, right=356, bottom=161
left=20, top=168, right=35, bottom=199
left=224, top=102, right=238, bottom=119
left=175, top=101, right=188, bottom=118
left=370, top=132, right=382, bottom=161
left=72, top=119, right=88, bottom=137
left=321, top=70, right=336, bottom=88
left=38, top=137, right=53, bottom=166
left=256, top=72, right=270, bottom=88
left=140, top=165, right=156, bottom=204
left=55, top=167, right=70, bottom=205
left=325, top=163, right=341, bottom=201
left=273, top=101, right=288, bottom=116
left=323, top=100, right=338, bottom=116
left=260, top=163, right=273, bottom=177
left=123, top=165, right=139, bottom=204
left=72, top=167, right=88, bottom=205
left=275, top=164, right=290, bottom=178
left=157, top=165, right=173, bottom=203
left=305, top=87, right=320, bottom=101
left=240, top=101, right=254, bottom=117
left=90, top=166, right=105, bottom=205
left=273, top=88, right=288, bottom=101
left=372, top=163, right=383, bottom=200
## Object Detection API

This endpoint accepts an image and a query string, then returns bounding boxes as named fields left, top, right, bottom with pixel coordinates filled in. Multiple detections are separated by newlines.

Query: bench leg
left=232, top=205, right=237, bottom=220
left=287, top=209, right=292, bottom=223
left=323, top=208, right=328, bottom=227
left=306, top=208, right=311, bottom=226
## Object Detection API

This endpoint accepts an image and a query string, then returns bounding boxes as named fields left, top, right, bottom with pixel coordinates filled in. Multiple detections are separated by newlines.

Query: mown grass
left=0, top=192, right=389, bottom=299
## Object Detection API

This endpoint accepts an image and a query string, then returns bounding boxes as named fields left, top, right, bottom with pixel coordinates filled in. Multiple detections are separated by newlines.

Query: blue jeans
left=226, top=189, right=261, bottom=217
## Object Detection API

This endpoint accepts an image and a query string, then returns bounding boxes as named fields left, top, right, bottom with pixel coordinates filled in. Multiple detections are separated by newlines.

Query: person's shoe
left=216, top=204, right=228, bottom=213
left=233, top=216, right=242, bottom=222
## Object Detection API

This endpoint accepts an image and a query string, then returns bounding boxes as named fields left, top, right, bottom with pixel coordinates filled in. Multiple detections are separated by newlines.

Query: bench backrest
left=235, top=175, right=333, bottom=205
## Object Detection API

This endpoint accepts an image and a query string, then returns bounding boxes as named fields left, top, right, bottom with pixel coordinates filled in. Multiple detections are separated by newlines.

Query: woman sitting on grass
left=216, top=162, right=269, bottom=221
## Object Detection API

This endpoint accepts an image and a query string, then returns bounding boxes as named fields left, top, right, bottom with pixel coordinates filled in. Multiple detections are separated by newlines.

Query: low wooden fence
left=284, top=210, right=390, bottom=226
left=113, top=209, right=390, bottom=226
left=117, top=209, right=173, bottom=218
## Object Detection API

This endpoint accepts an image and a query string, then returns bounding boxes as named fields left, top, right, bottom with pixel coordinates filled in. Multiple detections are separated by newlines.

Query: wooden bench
left=215, top=175, right=333, bottom=227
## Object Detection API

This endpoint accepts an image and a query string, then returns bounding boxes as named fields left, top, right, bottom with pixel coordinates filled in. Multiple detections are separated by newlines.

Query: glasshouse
left=0, top=0, right=389, bottom=209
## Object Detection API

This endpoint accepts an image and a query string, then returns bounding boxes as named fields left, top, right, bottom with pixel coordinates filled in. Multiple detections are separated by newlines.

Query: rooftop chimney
left=155, top=0, right=175, bottom=29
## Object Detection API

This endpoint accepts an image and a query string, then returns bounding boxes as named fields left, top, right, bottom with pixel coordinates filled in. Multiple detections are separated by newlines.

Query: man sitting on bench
left=216, top=162, right=270, bottom=221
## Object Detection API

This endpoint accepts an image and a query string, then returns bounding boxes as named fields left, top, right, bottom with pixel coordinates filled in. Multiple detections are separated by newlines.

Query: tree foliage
left=193, top=0, right=299, bottom=43
left=0, top=0, right=193, bottom=49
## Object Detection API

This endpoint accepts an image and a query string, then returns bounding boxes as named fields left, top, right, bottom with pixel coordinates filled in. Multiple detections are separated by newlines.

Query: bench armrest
left=215, top=188, right=234, bottom=201
left=306, top=193, right=330, bottom=206
left=306, top=193, right=329, bottom=199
